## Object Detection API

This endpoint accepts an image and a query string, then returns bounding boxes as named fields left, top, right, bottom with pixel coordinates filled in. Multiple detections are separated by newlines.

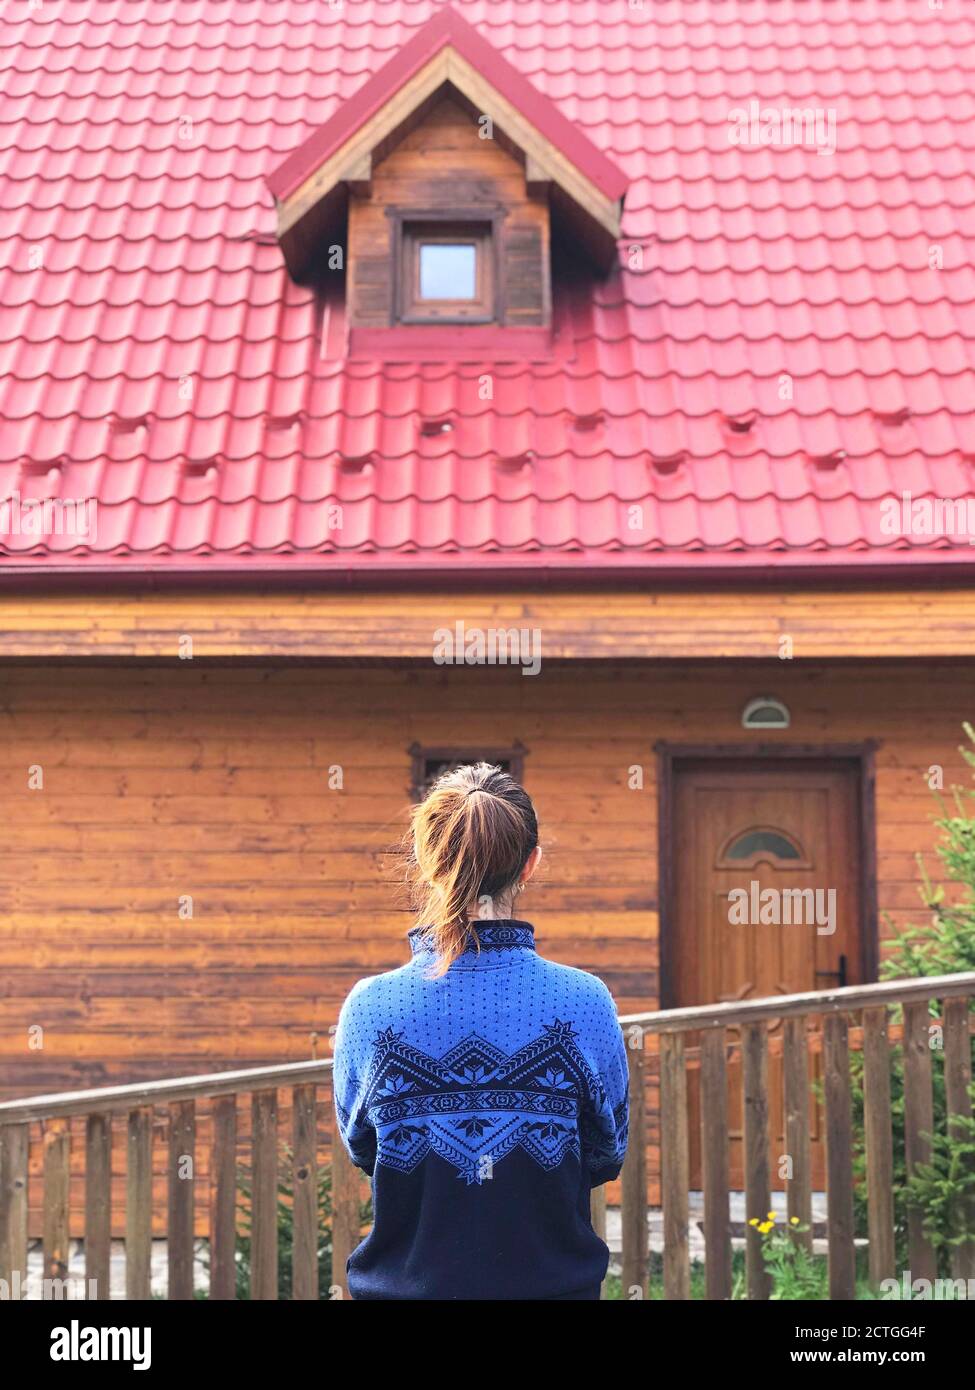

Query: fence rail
left=1, top=971, right=973, bottom=1300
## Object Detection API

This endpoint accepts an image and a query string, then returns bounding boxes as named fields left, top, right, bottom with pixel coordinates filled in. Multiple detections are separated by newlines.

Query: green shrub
left=849, top=723, right=975, bottom=1278
left=905, top=1085, right=975, bottom=1264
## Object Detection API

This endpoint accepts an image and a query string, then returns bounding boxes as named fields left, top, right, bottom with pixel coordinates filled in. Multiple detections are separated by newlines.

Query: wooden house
left=1, top=2, right=974, bottom=1233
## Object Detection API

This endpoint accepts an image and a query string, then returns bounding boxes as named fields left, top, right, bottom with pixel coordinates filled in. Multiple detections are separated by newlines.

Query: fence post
left=42, top=1119, right=70, bottom=1287
left=250, top=1089, right=278, bottom=1300
left=85, top=1113, right=111, bottom=1300
left=330, top=1124, right=361, bottom=1300
left=210, top=1095, right=237, bottom=1300
left=823, top=1013, right=856, bottom=1299
left=903, top=1001, right=937, bottom=1283
left=742, top=1022, right=771, bottom=1300
left=700, top=1027, right=731, bottom=1299
left=126, top=1108, right=153, bottom=1299
left=862, top=1006, right=895, bottom=1286
left=620, top=1034, right=647, bottom=1299
left=168, top=1099, right=196, bottom=1301
left=0, top=1123, right=29, bottom=1297
left=783, top=1016, right=812, bottom=1252
left=660, top=1031, right=689, bottom=1299
left=943, top=995, right=975, bottom=1281
left=292, top=1084, right=319, bottom=1300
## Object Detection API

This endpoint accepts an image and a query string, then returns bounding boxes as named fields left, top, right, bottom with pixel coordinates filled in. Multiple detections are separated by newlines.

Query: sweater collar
left=408, top=919, right=536, bottom=964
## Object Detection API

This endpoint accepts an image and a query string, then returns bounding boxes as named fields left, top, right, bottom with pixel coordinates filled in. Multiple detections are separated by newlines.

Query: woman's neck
left=471, top=896, right=517, bottom=921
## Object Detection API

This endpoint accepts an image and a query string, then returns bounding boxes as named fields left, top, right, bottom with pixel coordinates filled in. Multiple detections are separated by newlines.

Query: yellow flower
left=748, top=1217, right=760, bottom=1227
left=767, top=1210, right=777, bottom=1221
left=758, top=1220, right=774, bottom=1234
left=790, top=1216, right=800, bottom=1226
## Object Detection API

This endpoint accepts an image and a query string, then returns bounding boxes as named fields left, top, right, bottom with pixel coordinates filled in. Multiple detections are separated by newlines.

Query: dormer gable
left=266, top=7, right=628, bottom=305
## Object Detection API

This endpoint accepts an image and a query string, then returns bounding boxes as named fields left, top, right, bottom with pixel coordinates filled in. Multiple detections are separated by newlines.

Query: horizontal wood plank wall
left=0, top=658, right=972, bottom=1232
left=1, top=588, right=973, bottom=659
left=347, top=94, right=549, bottom=327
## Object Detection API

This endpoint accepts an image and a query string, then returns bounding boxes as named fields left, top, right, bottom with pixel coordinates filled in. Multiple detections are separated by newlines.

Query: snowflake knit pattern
left=333, top=919, right=629, bottom=1300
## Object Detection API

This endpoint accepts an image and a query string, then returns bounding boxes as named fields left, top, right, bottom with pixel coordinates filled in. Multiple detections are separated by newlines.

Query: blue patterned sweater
left=333, top=919, right=629, bottom=1300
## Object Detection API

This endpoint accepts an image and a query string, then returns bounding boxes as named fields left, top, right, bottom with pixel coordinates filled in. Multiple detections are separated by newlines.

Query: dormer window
left=399, top=218, right=495, bottom=323
left=266, top=8, right=628, bottom=350
left=418, top=234, right=476, bottom=298
left=421, top=240, right=475, bottom=298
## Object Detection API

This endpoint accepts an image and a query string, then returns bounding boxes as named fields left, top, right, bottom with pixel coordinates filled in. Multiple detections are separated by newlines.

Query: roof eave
left=1, top=549, right=973, bottom=595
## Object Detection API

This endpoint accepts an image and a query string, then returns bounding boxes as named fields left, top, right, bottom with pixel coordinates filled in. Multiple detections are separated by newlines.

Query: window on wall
left=408, top=743, right=526, bottom=801
left=398, top=220, right=495, bottom=323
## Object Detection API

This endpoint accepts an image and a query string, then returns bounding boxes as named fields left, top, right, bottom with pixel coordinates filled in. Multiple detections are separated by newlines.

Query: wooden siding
left=347, top=94, right=550, bottom=327
left=1, top=585, right=974, bottom=659
left=0, top=657, right=972, bottom=1230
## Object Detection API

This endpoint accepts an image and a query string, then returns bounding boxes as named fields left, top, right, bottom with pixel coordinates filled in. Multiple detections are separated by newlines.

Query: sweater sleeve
left=333, top=978, right=378, bottom=1176
left=580, top=981, right=630, bottom=1188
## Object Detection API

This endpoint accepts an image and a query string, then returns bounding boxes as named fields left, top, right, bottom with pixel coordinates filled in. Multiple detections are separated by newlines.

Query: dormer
left=266, top=8, right=627, bottom=348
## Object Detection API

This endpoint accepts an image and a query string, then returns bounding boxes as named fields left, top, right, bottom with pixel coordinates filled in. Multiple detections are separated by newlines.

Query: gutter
left=0, top=548, right=973, bottom=594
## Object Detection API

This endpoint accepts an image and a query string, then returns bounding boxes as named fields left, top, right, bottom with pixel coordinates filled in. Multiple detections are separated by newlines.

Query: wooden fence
left=0, top=1059, right=360, bottom=1300
left=0, top=971, right=972, bottom=1300
left=619, top=970, right=975, bottom=1299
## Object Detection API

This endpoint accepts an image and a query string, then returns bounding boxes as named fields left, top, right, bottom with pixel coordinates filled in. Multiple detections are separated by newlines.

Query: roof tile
left=2, top=0, right=974, bottom=572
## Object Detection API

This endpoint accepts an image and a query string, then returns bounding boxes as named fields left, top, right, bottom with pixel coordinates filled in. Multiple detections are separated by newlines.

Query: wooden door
left=672, top=760, right=862, bottom=1190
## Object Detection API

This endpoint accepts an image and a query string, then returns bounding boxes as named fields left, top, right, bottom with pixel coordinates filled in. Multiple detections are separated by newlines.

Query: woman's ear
left=520, top=845, right=543, bottom=885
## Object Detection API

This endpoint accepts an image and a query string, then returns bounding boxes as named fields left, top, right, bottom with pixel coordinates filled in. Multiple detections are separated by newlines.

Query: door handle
left=815, top=954, right=848, bottom=989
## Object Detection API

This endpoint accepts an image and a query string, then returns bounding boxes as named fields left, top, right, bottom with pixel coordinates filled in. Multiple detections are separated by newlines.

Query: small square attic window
left=399, top=220, right=495, bottom=323
left=420, top=242, right=477, bottom=299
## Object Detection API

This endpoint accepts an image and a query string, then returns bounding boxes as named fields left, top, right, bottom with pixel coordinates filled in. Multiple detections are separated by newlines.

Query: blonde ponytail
left=406, top=763, right=539, bottom=975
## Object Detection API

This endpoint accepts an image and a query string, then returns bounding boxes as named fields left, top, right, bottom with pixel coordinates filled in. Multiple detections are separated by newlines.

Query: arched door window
left=716, top=826, right=808, bottom=868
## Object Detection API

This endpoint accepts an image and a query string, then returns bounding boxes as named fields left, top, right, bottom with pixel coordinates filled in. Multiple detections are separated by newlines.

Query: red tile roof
left=2, top=0, right=975, bottom=578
